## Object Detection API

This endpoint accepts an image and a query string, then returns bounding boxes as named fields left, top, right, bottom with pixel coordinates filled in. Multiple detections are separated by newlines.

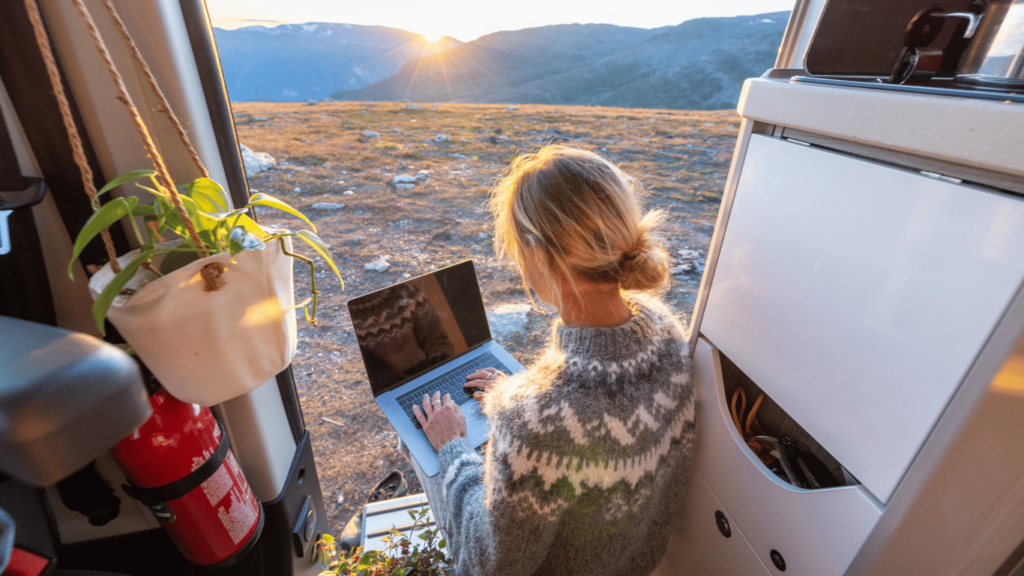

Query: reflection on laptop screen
left=348, top=261, right=491, bottom=396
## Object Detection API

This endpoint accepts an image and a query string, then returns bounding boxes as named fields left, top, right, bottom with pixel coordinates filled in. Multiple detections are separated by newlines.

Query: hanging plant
left=25, top=0, right=343, bottom=406
left=66, top=169, right=341, bottom=334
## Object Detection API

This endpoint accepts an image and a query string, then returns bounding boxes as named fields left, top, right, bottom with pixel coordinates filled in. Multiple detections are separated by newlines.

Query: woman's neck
left=559, top=284, right=631, bottom=328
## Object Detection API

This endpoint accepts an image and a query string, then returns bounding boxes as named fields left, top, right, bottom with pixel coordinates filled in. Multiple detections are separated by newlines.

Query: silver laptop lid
left=347, top=260, right=492, bottom=397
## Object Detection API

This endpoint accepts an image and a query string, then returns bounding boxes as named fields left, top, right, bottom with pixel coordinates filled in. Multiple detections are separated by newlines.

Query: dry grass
left=232, top=100, right=736, bottom=533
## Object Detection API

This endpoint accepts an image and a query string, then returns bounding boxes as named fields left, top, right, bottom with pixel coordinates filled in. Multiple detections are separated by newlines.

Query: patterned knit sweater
left=437, top=294, right=694, bottom=576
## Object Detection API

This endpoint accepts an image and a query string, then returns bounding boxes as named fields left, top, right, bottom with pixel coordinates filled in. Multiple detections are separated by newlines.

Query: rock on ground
left=486, top=303, right=532, bottom=339
left=312, top=202, right=346, bottom=210
left=362, top=131, right=381, bottom=138
left=364, top=256, right=390, bottom=272
left=392, top=174, right=417, bottom=185
left=240, top=144, right=276, bottom=178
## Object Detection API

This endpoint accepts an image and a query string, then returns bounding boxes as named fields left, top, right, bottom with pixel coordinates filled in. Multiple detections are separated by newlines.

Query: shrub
left=318, top=506, right=451, bottom=576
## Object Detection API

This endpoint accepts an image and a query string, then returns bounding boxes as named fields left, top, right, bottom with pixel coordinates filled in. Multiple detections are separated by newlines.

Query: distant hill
left=330, top=12, right=788, bottom=110
left=213, top=23, right=460, bottom=102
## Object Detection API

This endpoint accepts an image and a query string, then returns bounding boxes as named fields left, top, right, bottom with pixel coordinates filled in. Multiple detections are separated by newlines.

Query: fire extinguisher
left=110, top=387, right=263, bottom=568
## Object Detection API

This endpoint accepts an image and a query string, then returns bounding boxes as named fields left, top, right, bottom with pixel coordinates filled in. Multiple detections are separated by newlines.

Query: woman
left=411, top=145, right=695, bottom=576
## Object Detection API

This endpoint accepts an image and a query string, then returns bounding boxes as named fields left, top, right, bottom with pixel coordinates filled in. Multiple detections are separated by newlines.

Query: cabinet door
left=702, top=135, right=1024, bottom=503
left=653, top=467, right=770, bottom=576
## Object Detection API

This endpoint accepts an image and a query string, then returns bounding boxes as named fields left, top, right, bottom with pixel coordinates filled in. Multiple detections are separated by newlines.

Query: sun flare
left=420, top=31, right=444, bottom=43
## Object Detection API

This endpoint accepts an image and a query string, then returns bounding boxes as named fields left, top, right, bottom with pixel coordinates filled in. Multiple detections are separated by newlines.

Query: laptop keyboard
left=396, top=352, right=509, bottom=428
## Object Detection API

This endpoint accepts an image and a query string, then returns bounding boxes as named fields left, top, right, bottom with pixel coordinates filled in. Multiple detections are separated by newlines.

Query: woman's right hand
left=465, top=368, right=501, bottom=400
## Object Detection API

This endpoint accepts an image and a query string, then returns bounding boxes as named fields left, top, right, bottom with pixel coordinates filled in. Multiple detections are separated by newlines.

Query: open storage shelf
left=689, top=337, right=883, bottom=575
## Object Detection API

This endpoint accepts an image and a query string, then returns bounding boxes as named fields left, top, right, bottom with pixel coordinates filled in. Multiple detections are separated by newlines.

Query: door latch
left=0, top=178, right=46, bottom=256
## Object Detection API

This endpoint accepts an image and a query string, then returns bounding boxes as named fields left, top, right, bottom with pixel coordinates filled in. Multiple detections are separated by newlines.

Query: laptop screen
left=347, top=261, right=492, bottom=397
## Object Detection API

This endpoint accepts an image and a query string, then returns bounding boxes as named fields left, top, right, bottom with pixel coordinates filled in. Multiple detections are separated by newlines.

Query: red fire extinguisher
left=110, top=388, right=263, bottom=568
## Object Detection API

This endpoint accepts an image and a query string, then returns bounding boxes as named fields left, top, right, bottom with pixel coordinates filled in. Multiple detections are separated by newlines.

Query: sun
left=420, top=31, right=444, bottom=43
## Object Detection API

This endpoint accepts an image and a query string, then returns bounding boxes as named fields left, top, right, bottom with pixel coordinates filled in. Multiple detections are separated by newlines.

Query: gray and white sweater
left=437, top=294, right=695, bottom=576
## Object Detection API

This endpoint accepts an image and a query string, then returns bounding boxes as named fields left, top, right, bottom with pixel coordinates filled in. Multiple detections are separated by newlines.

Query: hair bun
left=618, top=215, right=669, bottom=292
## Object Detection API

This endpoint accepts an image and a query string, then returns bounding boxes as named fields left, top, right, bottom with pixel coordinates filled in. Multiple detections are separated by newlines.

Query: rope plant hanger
left=23, top=0, right=342, bottom=407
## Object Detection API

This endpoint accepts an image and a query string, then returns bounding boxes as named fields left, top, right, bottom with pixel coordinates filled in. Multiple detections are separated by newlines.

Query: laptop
left=347, top=260, right=525, bottom=477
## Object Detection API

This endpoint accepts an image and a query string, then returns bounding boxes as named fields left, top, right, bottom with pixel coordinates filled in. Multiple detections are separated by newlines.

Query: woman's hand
left=413, top=391, right=467, bottom=452
left=464, top=367, right=501, bottom=400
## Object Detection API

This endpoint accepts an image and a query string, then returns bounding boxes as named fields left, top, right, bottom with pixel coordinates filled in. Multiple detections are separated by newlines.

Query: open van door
left=655, top=1, right=1024, bottom=575
left=0, top=1, right=328, bottom=574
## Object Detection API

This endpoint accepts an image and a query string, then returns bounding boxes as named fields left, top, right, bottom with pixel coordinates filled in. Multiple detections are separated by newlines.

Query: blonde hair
left=490, top=145, right=669, bottom=308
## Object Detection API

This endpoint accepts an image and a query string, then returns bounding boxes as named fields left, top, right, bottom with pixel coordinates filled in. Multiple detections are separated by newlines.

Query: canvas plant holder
left=87, top=236, right=297, bottom=406
left=28, top=0, right=301, bottom=406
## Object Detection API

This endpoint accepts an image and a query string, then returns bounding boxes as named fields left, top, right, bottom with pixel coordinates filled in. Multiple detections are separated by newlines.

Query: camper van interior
left=0, top=0, right=1022, bottom=575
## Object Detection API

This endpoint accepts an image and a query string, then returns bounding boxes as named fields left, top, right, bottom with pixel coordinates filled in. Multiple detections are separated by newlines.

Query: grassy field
left=232, top=100, right=737, bottom=534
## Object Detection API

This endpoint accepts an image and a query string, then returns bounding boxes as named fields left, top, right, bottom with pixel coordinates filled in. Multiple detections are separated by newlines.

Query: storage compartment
left=690, top=337, right=884, bottom=576
left=718, top=352, right=853, bottom=491
left=701, top=134, right=1024, bottom=502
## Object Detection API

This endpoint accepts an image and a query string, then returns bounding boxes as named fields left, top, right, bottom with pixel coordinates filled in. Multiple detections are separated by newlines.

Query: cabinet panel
left=691, top=338, right=883, bottom=576
left=653, top=467, right=769, bottom=576
left=702, top=135, right=1024, bottom=502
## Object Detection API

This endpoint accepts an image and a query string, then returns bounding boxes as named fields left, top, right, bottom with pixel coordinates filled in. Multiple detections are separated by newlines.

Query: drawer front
left=702, top=135, right=1024, bottom=502
left=653, top=467, right=770, bottom=576
left=692, top=338, right=883, bottom=576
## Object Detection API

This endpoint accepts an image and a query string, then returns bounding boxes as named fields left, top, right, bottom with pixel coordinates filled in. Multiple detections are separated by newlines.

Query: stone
left=415, top=170, right=430, bottom=181
left=434, top=134, right=451, bottom=142
left=395, top=183, right=416, bottom=190
left=389, top=128, right=403, bottom=133
left=704, top=122, right=714, bottom=127
left=477, top=232, right=488, bottom=239
left=311, top=202, right=345, bottom=210
left=405, top=104, right=423, bottom=110
left=507, top=105, right=517, bottom=110
left=305, top=99, right=318, bottom=105
left=670, top=264, right=693, bottom=275
left=486, top=303, right=532, bottom=338
left=343, top=190, right=354, bottom=195
left=239, top=144, right=276, bottom=178
left=362, top=131, right=381, bottom=137
left=364, top=256, right=390, bottom=272
left=392, top=174, right=417, bottom=185
left=677, top=249, right=700, bottom=259
left=293, top=187, right=301, bottom=193
left=350, top=236, right=362, bottom=245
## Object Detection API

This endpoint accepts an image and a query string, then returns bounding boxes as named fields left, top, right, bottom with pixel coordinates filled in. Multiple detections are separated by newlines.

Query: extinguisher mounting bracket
left=121, top=422, right=230, bottom=506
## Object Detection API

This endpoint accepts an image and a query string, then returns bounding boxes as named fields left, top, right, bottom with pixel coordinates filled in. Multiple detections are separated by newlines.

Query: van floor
left=233, top=101, right=735, bottom=534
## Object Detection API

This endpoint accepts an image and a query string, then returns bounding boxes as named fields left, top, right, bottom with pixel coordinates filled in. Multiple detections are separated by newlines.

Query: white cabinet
left=690, top=338, right=883, bottom=575
left=701, top=135, right=1024, bottom=503
left=654, top=467, right=770, bottom=576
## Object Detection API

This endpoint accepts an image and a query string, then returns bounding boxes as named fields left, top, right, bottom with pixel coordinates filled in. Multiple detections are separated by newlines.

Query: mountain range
left=215, top=12, right=788, bottom=110
left=213, top=23, right=460, bottom=102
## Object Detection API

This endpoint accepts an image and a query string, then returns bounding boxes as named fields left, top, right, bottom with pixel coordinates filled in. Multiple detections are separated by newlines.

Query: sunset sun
left=420, top=30, right=444, bottom=43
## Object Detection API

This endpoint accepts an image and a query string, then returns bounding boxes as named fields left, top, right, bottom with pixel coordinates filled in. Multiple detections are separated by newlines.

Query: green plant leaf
left=91, top=248, right=155, bottom=335
left=159, top=250, right=200, bottom=275
left=130, top=205, right=157, bottom=218
left=97, top=169, right=156, bottom=197
left=246, top=193, right=316, bottom=233
left=183, top=178, right=229, bottom=212
left=67, top=196, right=138, bottom=280
left=438, top=539, right=445, bottom=549
left=295, top=230, right=343, bottom=285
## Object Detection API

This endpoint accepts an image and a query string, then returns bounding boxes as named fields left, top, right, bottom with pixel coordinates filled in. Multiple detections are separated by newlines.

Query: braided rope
left=70, top=0, right=206, bottom=254
left=101, top=0, right=209, bottom=179
left=23, top=0, right=122, bottom=272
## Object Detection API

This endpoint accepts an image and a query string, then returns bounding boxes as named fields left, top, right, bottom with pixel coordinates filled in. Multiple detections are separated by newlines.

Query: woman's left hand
left=413, top=391, right=467, bottom=452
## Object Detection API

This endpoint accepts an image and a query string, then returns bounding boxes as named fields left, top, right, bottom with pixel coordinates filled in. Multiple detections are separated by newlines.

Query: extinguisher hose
left=121, top=422, right=230, bottom=506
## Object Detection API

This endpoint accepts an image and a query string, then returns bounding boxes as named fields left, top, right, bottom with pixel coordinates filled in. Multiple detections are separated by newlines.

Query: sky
left=206, top=0, right=795, bottom=43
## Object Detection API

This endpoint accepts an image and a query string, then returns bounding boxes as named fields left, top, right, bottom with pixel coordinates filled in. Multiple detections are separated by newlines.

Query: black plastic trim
left=179, top=0, right=305, bottom=444
left=177, top=0, right=251, bottom=210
